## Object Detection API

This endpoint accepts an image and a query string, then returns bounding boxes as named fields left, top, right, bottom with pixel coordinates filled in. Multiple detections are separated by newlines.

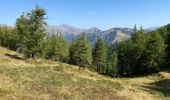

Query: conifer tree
left=16, top=14, right=30, bottom=52
left=117, top=40, right=135, bottom=75
left=6, top=28, right=19, bottom=50
left=69, top=33, right=92, bottom=67
left=45, top=33, right=69, bottom=62
left=92, top=38, right=107, bottom=73
left=107, top=44, right=118, bottom=75
left=158, top=26, right=168, bottom=41
left=143, top=32, right=166, bottom=72
left=118, top=26, right=147, bottom=75
left=131, top=27, right=147, bottom=74
left=164, top=24, right=170, bottom=69
left=0, top=25, right=19, bottom=50
left=16, top=5, right=47, bottom=58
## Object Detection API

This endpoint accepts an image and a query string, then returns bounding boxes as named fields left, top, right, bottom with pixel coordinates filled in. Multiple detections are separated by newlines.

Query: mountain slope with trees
left=0, top=5, right=170, bottom=100
left=0, top=5, right=170, bottom=76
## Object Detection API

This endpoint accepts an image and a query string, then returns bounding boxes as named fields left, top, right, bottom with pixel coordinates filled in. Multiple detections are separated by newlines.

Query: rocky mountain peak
left=47, top=24, right=159, bottom=45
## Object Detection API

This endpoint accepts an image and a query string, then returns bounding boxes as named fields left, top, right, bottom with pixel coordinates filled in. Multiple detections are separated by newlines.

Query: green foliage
left=16, top=15, right=29, bottom=43
left=118, top=27, right=147, bottom=75
left=0, top=88, right=13, bottom=97
left=0, top=25, right=19, bottom=50
left=142, top=32, right=166, bottom=72
left=118, top=26, right=167, bottom=75
left=45, top=33, right=69, bottom=62
left=92, top=39, right=107, bottom=73
left=118, top=40, right=135, bottom=75
left=157, top=26, right=168, bottom=41
left=69, top=33, right=92, bottom=67
left=106, top=44, right=118, bottom=75
left=16, top=5, right=47, bottom=58
left=131, top=28, right=147, bottom=74
left=118, top=30, right=146, bottom=75
left=165, top=24, right=170, bottom=69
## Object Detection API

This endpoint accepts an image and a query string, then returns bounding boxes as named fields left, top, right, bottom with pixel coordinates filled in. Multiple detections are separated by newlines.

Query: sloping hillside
left=0, top=46, right=169, bottom=100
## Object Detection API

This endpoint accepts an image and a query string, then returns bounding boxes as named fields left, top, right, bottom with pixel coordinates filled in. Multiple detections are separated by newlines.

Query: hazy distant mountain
left=47, top=24, right=84, bottom=42
left=103, top=28, right=133, bottom=44
left=85, top=27, right=103, bottom=45
left=144, top=26, right=160, bottom=32
left=47, top=24, right=158, bottom=45
left=47, top=24, right=84, bottom=35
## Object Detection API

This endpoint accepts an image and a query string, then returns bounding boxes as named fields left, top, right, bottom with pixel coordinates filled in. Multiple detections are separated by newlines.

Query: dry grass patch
left=0, top=46, right=170, bottom=100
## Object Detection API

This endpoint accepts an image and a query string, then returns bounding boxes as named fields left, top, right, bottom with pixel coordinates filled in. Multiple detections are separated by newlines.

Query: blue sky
left=0, top=0, right=170, bottom=30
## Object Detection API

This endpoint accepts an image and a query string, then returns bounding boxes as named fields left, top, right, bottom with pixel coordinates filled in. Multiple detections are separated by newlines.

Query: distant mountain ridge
left=46, top=24, right=159, bottom=45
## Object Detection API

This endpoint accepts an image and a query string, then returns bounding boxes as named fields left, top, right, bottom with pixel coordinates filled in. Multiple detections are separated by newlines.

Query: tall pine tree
left=69, top=33, right=92, bottom=68
left=45, top=33, right=69, bottom=62
left=118, top=39, right=135, bottom=75
left=107, top=44, right=118, bottom=75
left=165, top=24, right=170, bottom=69
left=16, top=5, right=47, bottom=58
left=92, top=39, right=107, bottom=73
left=143, top=31, right=166, bottom=72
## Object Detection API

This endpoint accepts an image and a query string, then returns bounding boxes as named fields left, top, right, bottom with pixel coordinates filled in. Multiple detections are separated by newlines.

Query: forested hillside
left=0, top=6, right=170, bottom=77
left=0, top=4, right=170, bottom=100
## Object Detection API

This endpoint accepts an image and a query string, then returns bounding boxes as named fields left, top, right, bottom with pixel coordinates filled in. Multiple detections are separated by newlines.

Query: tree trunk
left=16, top=46, right=21, bottom=52
left=32, top=53, right=37, bottom=59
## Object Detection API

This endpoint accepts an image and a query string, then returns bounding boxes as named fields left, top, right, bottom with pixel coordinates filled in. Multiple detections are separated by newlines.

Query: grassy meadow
left=0, top=46, right=169, bottom=100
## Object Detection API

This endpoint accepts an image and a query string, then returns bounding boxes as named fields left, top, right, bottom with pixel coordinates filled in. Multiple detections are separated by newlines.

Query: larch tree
left=106, top=44, right=118, bottom=75
left=16, top=5, right=47, bottom=58
left=143, top=31, right=166, bottom=72
left=92, top=38, right=107, bottom=73
left=45, top=33, right=69, bottom=62
left=69, top=33, right=92, bottom=68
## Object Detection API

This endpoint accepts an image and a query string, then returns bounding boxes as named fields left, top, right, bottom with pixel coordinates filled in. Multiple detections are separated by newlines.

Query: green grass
left=0, top=65, right=124, bottom=99
left=0, top=88, right=13, bottom=97
left=0, top=46, right=170, bottom=100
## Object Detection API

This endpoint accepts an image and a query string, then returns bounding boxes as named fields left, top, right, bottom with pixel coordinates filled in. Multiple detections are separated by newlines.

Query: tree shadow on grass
left=142, top=79, right=170, bottom=97
left=5, top=53, right=23, bottom=60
